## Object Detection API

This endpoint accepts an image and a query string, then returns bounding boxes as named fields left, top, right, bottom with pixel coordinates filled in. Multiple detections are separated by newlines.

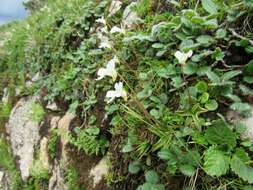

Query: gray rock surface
left=89, top=156, right=109, bottom=187
left=0, top=171, right=11, bottom=190
left=48, top=162, right=67, bottom=190
left=6, top=96, right=41, bottom=181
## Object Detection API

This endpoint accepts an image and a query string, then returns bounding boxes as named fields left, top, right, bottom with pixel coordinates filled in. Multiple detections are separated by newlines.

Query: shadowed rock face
left=6, top=96, right=41, bottom=181
left=0, top=171, right=11, bottom=190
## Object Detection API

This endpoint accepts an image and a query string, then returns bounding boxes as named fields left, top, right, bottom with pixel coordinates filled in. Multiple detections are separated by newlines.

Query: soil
left=66, top=144, right=108, bottom=190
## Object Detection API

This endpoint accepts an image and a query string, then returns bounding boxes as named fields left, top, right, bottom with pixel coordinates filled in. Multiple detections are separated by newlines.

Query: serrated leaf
left=195, top=81, right=208, bottom=93
left=244, top=60, right=253, bottom=75
left=244, top=76, right=253, bottom=84
left=215, top=29, right=227, bottom=39
left=230, top=102, right=251, bottom=116
left=183, top=63, right=198, bottom=75
left=157, top=149, right=173, bottom=160
left=222, top=70, right=241, bottom=82
left=196, top=35, right=214, bottom=45
left=145, top=170, right=159, bottom=184
left=179, top=164, right=196, bottom=176
left=205, top=121, right=237, bottom=150
left=201, top=0, right=219, bottom=14
left=129, top=161, right=141, bottom=174
left=206, top=70, right=220, bottom=84
left=239, top=84, right=253, bottom=96
left=231, top=154, right=253, bottom=183
left=204, top=147, right=229, bottom=176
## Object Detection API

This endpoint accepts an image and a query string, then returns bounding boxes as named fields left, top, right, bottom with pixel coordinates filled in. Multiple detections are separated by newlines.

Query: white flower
left=96, top=17, right=106, bottom=25
left=110, top=26, right=125, bottom=34
left=174, top=50, right=193, bottom=64
left=98, top=33, right=112, bottom=49
left=106, top=82, right=127, bottom=103
left=97, top=56, right=119, bottom=81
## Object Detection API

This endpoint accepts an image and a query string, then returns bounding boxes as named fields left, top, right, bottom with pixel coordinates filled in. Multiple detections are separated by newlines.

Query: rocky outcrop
left=89, top=156, right=109, bottom=188
left=6, top=96, right=41, bottom=181
left=0, top=171, right=11, bottom=190
left=48, top=162, right=67, bottom=190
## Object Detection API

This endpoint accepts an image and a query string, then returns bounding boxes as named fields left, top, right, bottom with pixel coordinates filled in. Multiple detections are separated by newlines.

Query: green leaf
left=244, top=60, right=253, bottom=75
left=183, top=63, right=198, bottom=75
left=230, top=102, right=251, bottom=116
left=231, top=154, right=253, bottom=183
left=205, top=99, right=218, bottom=111
left=196, top=35, right=214, bottom=45
left=128, top=161, right=141, bottom=174
left=204, top=147, right=229, bottom=177
left=157, top=149, right=173, bottom=160
left=195, top=81, right=208, bottom=93
left=244, top=76, right=253, bottom=84
left=215, top=29, right=227, bottom=39
left=179, top=164, right=196, bottom=176
left=199, top=92, right=209, bottom=104
left=203, top=19, right=218, bottom=29
left=222, top=70, right=241, bottom=82
left=239, top=84, right=253, bottom=96
left=171, top=76, right=183, bottom=88
left=150, top=109, right=160, bottom=119
left=122, top=143, right=133, bottom=153
left=206, top=70, right=220, bottom=84
left=85, top=127, right=100, bottom=135
left=137, top=183, right=165, bottom=190
left=201, top=0, right=219, bottom=14
left=145, top=170, right=159, bottom=184
left=204, top=121, right=237, bottom=150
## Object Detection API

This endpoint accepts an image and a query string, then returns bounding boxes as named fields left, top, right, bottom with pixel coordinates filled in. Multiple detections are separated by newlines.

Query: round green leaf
left=205, top=99, right=218, bottom=111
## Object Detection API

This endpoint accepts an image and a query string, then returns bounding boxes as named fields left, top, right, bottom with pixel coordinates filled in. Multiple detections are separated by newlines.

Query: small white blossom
left=98, top=33, right=112, bottom=49
left=97, top=56, right=119, bottom=81
left=106, top=82, right=127, bottom=103
left=96, top=17, right=106, bottom=25
left=174, top=50, right=193, bottom=64
left=110, top=26, right=125, bottom=34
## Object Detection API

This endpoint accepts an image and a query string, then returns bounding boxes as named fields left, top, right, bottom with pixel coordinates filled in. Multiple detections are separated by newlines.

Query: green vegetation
left=0, top=0, right=253, bottom=189
left=65, top=166, right=84, bottom=190
left=70, top=127, right=109, bottom=156
left=29, top=102, right=45, bottom=122
left=48, top=129, right=59, bottom=160
left=0, top=138, right=22, bottom=189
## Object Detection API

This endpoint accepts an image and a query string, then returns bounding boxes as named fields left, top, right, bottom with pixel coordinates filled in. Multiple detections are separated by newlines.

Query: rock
left=58, top=112, right=75, bottom=146
left=6, top=96, right=41, bottom=181
left=89, top=156, right=109, bottom=187
left=0, top=171, right=11, bottom=190
left=39, top=137, right=50, bottom=170
left=108, top=0, right=122, bottom=17
left=122, top=2, right=143, bottom=29
left=57, top=112, right=75, bottom=161
left=46, top=101, right=59, bottom=111
left=48, top=162, right=67, bottom=190
left=50, top=116, right=61, bottom=129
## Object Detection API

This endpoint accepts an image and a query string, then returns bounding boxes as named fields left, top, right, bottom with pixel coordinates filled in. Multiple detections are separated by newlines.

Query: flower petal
left=96, top=68, right=107, bottom=80
left=110, top=26, right=123, bottom=33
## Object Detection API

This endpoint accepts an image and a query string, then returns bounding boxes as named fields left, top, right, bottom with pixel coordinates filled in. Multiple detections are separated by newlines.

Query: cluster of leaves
left=1, top=0, right=253, bottom=189
left=64, top=166, right=84, bottom=190
left=70, top=127, right=109, bottom=156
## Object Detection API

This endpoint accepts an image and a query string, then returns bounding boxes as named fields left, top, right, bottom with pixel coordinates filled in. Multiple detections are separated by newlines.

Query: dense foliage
left=1, top=0, right=253, bottom=189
